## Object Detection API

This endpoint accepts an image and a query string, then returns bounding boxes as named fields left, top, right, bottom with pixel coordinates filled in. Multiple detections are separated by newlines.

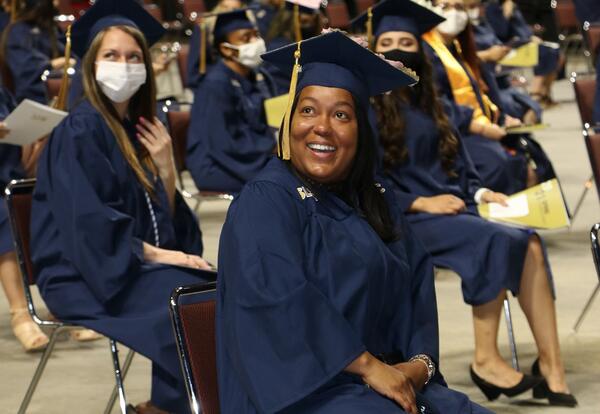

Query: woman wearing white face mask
left=186, top=8, right=279, bottom=194
left=30, top=1, right=214, bottom=412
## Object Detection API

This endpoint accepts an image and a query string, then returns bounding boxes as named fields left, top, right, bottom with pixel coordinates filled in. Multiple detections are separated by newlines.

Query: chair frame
left=5, top=179, right=135, bottom=414
left=573, top=222, right=600, bottom=332
left=169, top=281, right=218, bottom=414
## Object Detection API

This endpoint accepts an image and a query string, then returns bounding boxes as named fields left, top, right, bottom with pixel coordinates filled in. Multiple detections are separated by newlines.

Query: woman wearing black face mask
left=353, top=0, right=576, bottom=408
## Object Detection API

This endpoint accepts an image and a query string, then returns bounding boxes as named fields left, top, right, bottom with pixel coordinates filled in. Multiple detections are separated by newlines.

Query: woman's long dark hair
left=287, top=93, right=398, bottom=242
left=373, top=44, right=459, bottom=176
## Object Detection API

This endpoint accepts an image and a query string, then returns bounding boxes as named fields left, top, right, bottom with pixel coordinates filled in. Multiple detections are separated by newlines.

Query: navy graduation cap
left=351, top=0, right=445, bottom=43
left=212, top=8, right=256, bottom=40
left=71, top=0, right=166, bottom=58
left=261, top=30, right=417, bottom=159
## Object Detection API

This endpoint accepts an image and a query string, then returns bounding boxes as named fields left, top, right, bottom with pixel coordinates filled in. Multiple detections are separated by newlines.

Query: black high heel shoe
left=470, top=366, right=543, bottom=401
left=531, top=359, right=578, bottom=407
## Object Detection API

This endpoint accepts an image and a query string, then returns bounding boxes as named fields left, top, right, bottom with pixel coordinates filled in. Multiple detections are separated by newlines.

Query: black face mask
left=381, top=49, right=422, bottom=74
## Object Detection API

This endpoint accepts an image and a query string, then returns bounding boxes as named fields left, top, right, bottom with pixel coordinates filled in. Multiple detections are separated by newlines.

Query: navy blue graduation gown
left=575, top=0, right=600, bottom=123
left=30, top=100, right=211, bottom=413
left=381, top=102, right=553, bottom=305
left=185, top=24, right=218, bottom=90
left=186, top=60, right=277, bottom=193
left=263, top=36, right=294, bottom=95
left=3, top=22, right=66, bottom=104
left=0, top=11, right=9, bottom=33
left=250, top=0, right=279, bottom=37
left=424, top=42, right=528, bottom=194
left=0, top=87, right=22, bottom=256
left=216, top=157, right=492, bottom=414
left=484, top=2, right=559, bottom=77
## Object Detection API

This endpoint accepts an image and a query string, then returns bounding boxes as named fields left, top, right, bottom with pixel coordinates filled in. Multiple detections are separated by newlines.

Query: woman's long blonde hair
left=81, top=25, right=158, bottom=195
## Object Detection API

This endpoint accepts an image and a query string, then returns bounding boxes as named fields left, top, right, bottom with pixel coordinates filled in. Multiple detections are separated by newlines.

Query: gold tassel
left=54, top=24, right=71, bottom=110
left=293, top=4, right=302, bottom=43
left=279, top=42, right=302, bottom=160
left=366, top=7, right=373, bottom=50
left=199, top=20, right=207, bottom=74
left=10, top=0, right=18, bottom=22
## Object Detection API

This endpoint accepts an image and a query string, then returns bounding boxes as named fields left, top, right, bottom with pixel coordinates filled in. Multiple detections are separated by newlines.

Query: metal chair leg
left=503, top=298, right=519, bottom=371
left=571, top=174, right=594, bottom=221
left=103, top=340, right=133, bottom=414
left=17, top=327, right=62, bottom=414
left=573, top=282, right=600, bottom=332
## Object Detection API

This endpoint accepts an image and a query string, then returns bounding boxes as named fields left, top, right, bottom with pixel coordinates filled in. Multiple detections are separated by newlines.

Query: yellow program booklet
left=500, top=42, right=539, bottom=67
left=264, top=94, right=289, bottom=128
left=505, top=123, right=549, bottom=135
left=478, top=179, right=570, bottom=230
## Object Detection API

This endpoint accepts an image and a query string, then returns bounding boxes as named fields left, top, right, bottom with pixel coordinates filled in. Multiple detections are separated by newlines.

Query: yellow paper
left=264, top=94, right=289, bottom=128
left=499, top=42, right=539, bottom=67
left=478, top=179, right=570, bottom=230
left=505, top=123, right=549, bottom=135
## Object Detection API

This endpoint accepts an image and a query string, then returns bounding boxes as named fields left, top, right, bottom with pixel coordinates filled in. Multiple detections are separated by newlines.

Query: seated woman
left=465, top=0, right=541, bottom=125
left=0, top=0, right=71, bottom=104
left=423, top=0, right=554, bottom=194
left=30, top=1, right=212, bottom=412
left=360, top=0, right=576, bottom=408
left=217, top=30, right=492, bottom=414
left=484, top=0, right=561, bottom=108
left=186, top=8, right=278, bottom=193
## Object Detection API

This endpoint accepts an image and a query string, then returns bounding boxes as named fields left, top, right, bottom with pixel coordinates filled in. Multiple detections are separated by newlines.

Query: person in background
left=573, top=0, right=600, bottom=126
left=484, top=0, right=561, bottom=108
left=185, top=0, right=243, bottom=90
left=218, top=29, right=492, bottom=414
left=251, top=0, right=284, bottom=36
left=30, top=1, right=213, bottom=412
left=360, top=0, right=576, bottom=407
left=0, top=0, right=72, bottom=104
left=186, top=8, right=277, bottom=193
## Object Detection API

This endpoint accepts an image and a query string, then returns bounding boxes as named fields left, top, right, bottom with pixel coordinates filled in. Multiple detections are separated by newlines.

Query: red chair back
left=355, top=0, right=376, bottom=15
left=326, top=1, right=350, bottom=29
left=170, top=281, right=219, bottom=414
left=572, top=75, right=597, bottom=127
left=554, top=0, right=579, bottom=31
left=166, top=110, right=191, bottom=173
left=585, top=132, right=600, bottom=203
left=586, top=23, right=600, bottom=58
left=5, top=179, right=36, bottom=286
left=45, top=78, right=63, bottom=102
left=144, top=4, right=164, bottom=23
left=183, top=0, right=207, bottom=21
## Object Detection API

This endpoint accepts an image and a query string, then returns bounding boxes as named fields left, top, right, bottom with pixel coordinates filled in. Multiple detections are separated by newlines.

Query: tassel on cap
left=10, top=0, right=18, bottom=22
left=199, top=20, right=207, bottom=74
left=366, top=7, right=373, bottom=50
left=54, top=24, right=72, bottom=110
left=293, top=4, right=302, bottom=43
left=279, top=41, right=302, bottom=160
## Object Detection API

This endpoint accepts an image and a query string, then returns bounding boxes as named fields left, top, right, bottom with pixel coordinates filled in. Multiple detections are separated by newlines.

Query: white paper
left=488, top=194, right=529, bottom=218
left=1, top=99, right=67, bottom=146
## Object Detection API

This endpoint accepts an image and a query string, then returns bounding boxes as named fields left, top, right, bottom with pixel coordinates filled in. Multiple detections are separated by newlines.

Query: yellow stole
left=422, top=30, right=497, bottom=125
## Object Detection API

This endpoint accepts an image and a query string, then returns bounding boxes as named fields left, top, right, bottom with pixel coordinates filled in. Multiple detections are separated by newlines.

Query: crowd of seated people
left=0, top=0, right=591, bottom=412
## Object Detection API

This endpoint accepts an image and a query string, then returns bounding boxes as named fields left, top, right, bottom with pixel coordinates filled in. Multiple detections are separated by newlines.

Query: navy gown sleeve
left=218, top=181, right=366, bottom=414
left=5, top=24, right=50, bottom=103
left=39, top=114, right=144, bottom=304
left=186, top=25, right=202, bottom=90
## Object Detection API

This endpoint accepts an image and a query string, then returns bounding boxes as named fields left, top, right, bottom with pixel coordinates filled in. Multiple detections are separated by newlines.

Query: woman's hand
left=478, top=45, right=510, bottom=62
left=480, top=190, right=509, bottom=206
left=502, top=0, right=515, bottom=19
left=410, top=195, right=466, bottom=215
left=362, top=361, right=418, bottom=414
left=482, top=123, right=507, bottom=140
left=144, top=243, right=212, bottom=270
left=504, top=115, right=522, bottom=128
left=136, top=116, right=176, bottom=177
left=0, top=122, right=10, bottom=139
left=392, top=361, right=429, bottom=392
left=50, top=57, right=76, bottom=70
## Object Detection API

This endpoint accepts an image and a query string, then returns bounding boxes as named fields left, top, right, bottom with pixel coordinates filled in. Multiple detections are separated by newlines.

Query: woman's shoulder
left=50, top=101, right=109, bottom=147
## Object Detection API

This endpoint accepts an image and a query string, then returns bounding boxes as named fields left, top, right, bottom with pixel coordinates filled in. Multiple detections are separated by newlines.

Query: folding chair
left=176, top=43, right=190, bottom=88
left=165, top=110, right=234, bottom=213
left=502, top=296, right=519, bottom=370
left=5, top=179, right=135, bottom=414
left=169, top=281, right=219, bottom=414
left=355, top=0, right=376, bottom=15
left=568, top=73, right=597, bottom=220
left=183, top=0, right=207, bottom=22
left=573, top=222, right=600, bottom=331
left=144, top=3, right=163, bottom=23
left=44, top=78, right=63, bottom=103
left=553, top=0, right=583, bottom=54
left=326, top=0, right=351, bottom=29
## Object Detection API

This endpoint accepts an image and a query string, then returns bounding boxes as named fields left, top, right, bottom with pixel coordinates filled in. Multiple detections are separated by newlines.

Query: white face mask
left=437, top=9, right=469, bottom=36
left=224, top=38, right=267, bottom=69
left=95, top=61, right=147, bottom=103
left=467, top=8, right=480, bottom=24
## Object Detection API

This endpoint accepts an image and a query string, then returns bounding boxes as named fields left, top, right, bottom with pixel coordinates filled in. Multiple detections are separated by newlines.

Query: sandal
left=10, top=308, right=49, bottom=352
left=69, top=328, right=103, bottom=342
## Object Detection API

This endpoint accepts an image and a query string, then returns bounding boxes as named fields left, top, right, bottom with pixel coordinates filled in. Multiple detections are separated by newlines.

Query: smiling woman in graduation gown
left=186, top=9, right=278, bottom=193
left=217, top=31, right=492, bottom=414
left=29, top=1, right=212, bottom=412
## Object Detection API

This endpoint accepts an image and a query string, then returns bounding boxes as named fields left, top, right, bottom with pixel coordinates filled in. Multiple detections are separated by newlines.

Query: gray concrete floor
left=1, top=77, right=600, bottom=413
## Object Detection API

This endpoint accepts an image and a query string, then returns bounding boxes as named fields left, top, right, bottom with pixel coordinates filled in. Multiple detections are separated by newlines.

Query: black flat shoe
left=531, top=359, right=578, bottom=407
left=470, top=366, right=543, bottom=401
